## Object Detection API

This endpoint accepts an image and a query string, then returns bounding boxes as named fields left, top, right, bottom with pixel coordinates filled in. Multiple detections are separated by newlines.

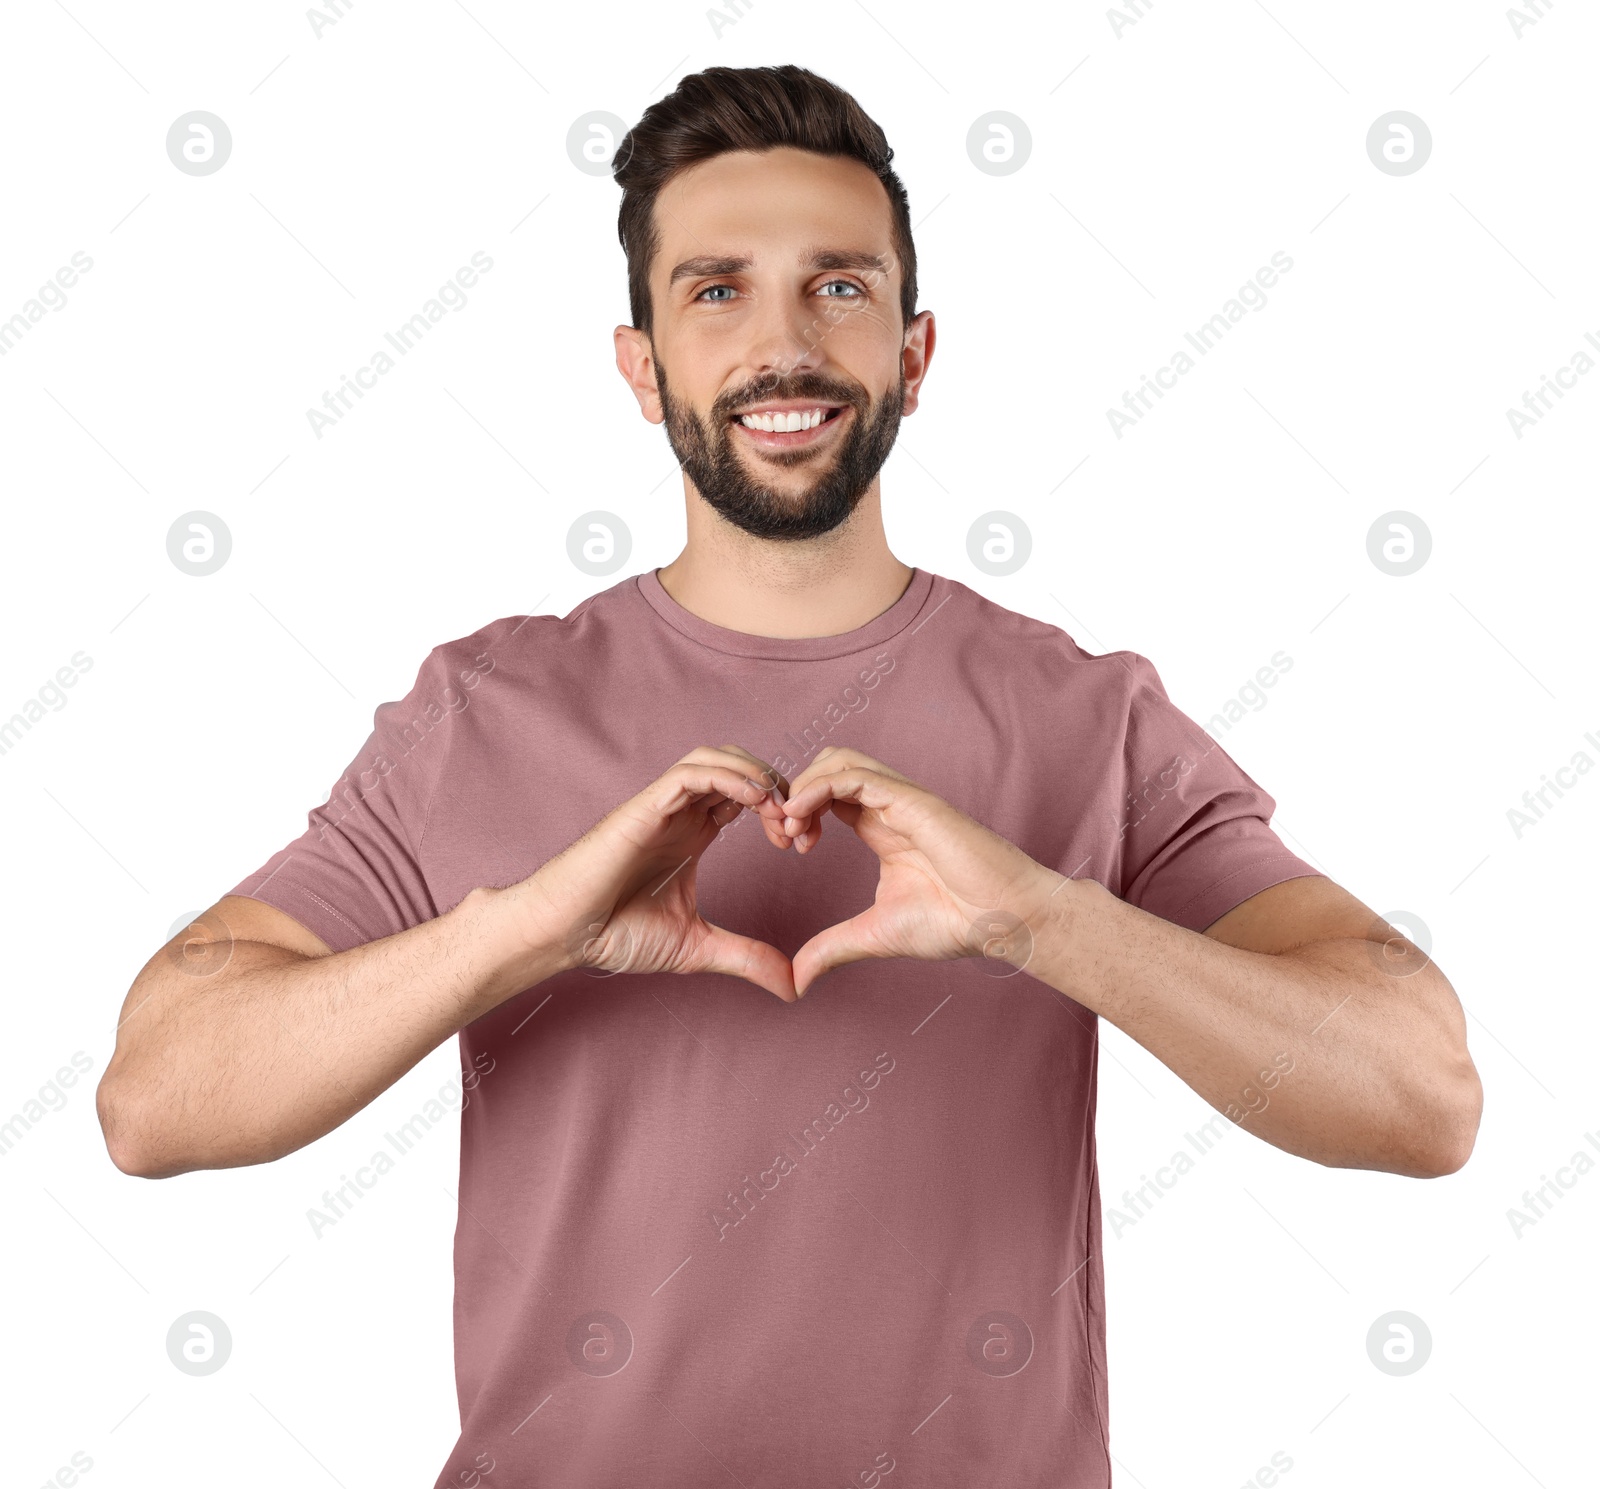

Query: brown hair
left=613, top=65, right=917, bottom=338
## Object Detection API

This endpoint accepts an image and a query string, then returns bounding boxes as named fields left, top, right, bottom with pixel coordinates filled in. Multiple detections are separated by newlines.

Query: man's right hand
left=97, top=746, right=807, bottom=1178
left=512, top=745, right=804, bottom=1001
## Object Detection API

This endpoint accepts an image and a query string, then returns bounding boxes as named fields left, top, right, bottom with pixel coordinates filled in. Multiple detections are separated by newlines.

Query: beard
left=654, top=361, right=906, bottom=542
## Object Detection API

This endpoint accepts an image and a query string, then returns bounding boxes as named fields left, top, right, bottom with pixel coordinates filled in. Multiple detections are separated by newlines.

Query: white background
left=1, top=1, right=1594, bottom=1484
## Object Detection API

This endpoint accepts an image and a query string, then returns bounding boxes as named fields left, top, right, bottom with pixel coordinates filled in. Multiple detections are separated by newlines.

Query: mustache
left=710, top=371, right=869, bottom=422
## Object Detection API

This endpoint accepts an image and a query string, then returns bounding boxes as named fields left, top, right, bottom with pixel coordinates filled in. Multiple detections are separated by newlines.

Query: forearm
left=99, top=882, right=572, bottom=1178
left=1019, top=876, right=1480, bottom=1176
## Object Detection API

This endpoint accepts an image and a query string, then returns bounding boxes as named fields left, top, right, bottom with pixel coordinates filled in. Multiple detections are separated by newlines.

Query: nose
left=743, top=288, right=827, bottom=388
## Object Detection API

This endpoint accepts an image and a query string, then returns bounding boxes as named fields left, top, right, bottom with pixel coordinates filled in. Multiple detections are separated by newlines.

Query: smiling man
left=98, top=65, right=1482, bottom=1488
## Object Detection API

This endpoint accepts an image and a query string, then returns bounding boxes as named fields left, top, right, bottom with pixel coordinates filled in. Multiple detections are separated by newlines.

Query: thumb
left=691, top=921, right=798, bottom=1003
left=792, top=910, right=887, bottom=998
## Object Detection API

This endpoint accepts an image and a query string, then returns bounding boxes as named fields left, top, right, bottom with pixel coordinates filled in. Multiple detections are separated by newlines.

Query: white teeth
left=739, top=408, right=830, bottom=432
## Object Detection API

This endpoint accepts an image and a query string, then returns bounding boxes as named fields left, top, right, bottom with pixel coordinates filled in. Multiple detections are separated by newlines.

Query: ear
left=899, top=309, right=936, bottom=417
left=614, top=325, right=665, bottom=425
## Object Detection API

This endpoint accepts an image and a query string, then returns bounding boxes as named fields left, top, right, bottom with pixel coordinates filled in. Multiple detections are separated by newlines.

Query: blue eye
left=694, top=279, right=863, bottom=302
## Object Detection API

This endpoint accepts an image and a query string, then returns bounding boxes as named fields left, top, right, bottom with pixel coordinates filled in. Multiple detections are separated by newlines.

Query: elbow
left=1423, top=1114, right=1482, bottom=1180
left=96, top=1069, right=187, bottom=1180
left=1402, top=1060, right=1484, bottom=1179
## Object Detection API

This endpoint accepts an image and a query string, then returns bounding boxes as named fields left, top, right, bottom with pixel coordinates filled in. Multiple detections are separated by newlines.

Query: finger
left=715, top=744, right=793, bottom=800
left=705, top=745, right=820, bottom=843
left=760, top=813, right=805, bottom=851
left=692, top=760, right=800, bottom=850
left=690, top=922, right=799, bottom=1003
left=690, top=751, right=798, bottom=840
left=781, top=798, right=833, bottom=853
left=717, top=790, right=795, bottom=846
left=785, top=746, right=911, bottom=799
left=679, top=745, right=793, bottom=810
left=778, top=751, right=892, bottom=849
left=782, top=766, right=911, bottom=825
left=644, top=764, right=786, bottom=827
left=684, top=744, right=821, bottom=845
left=782, top=756, right=915, bottom=847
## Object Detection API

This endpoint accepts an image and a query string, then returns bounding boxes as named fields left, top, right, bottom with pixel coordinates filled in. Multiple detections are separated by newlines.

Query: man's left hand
left=775, top=746, right=1059, bottom=996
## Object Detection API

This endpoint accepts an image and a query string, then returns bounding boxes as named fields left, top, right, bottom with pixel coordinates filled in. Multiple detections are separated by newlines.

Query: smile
left=729, top=403, right=849, bottom=449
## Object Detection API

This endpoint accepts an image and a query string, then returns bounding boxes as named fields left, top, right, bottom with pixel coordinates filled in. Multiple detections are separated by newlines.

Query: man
left=97, top=64, right=1482, bottom=1487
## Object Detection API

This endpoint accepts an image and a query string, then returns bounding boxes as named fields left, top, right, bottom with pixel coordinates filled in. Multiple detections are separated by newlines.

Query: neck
left=656, top=478, right=913, bottom=639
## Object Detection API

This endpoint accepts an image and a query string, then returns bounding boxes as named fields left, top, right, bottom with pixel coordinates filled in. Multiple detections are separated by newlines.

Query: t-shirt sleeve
left=1112, top=652, right=1321, bottom=933
left=225, top=644, right=466, bottom=953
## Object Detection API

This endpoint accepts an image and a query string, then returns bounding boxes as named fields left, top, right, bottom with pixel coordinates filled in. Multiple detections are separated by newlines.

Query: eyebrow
left=667, top=248, right=891, bottom=289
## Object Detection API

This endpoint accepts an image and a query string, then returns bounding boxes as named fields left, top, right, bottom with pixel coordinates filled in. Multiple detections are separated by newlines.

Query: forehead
left=653, top=147, right=897, bottom=277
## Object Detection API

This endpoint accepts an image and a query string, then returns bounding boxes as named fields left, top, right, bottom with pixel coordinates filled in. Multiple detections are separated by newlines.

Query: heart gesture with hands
left=774, top=746, right=1059, bottom=996
left=524, top=744, right=803, bottom=1000
left=518, top=742, right=1059, bottom=1003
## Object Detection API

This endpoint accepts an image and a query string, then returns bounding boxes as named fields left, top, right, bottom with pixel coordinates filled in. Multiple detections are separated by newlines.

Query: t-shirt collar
left=633, top=565, right=936, bottom=662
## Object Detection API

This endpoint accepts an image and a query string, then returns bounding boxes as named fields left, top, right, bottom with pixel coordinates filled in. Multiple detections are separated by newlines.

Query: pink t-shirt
left=229, top=567, right=1318, bottom=1486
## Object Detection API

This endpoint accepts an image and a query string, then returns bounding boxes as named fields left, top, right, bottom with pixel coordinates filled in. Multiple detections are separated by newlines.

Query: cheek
left=821, top=324, right=904, bottom=404
left=830, top=304, right=900, bottom=359
left=660, top=325, right=741, bottom=395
